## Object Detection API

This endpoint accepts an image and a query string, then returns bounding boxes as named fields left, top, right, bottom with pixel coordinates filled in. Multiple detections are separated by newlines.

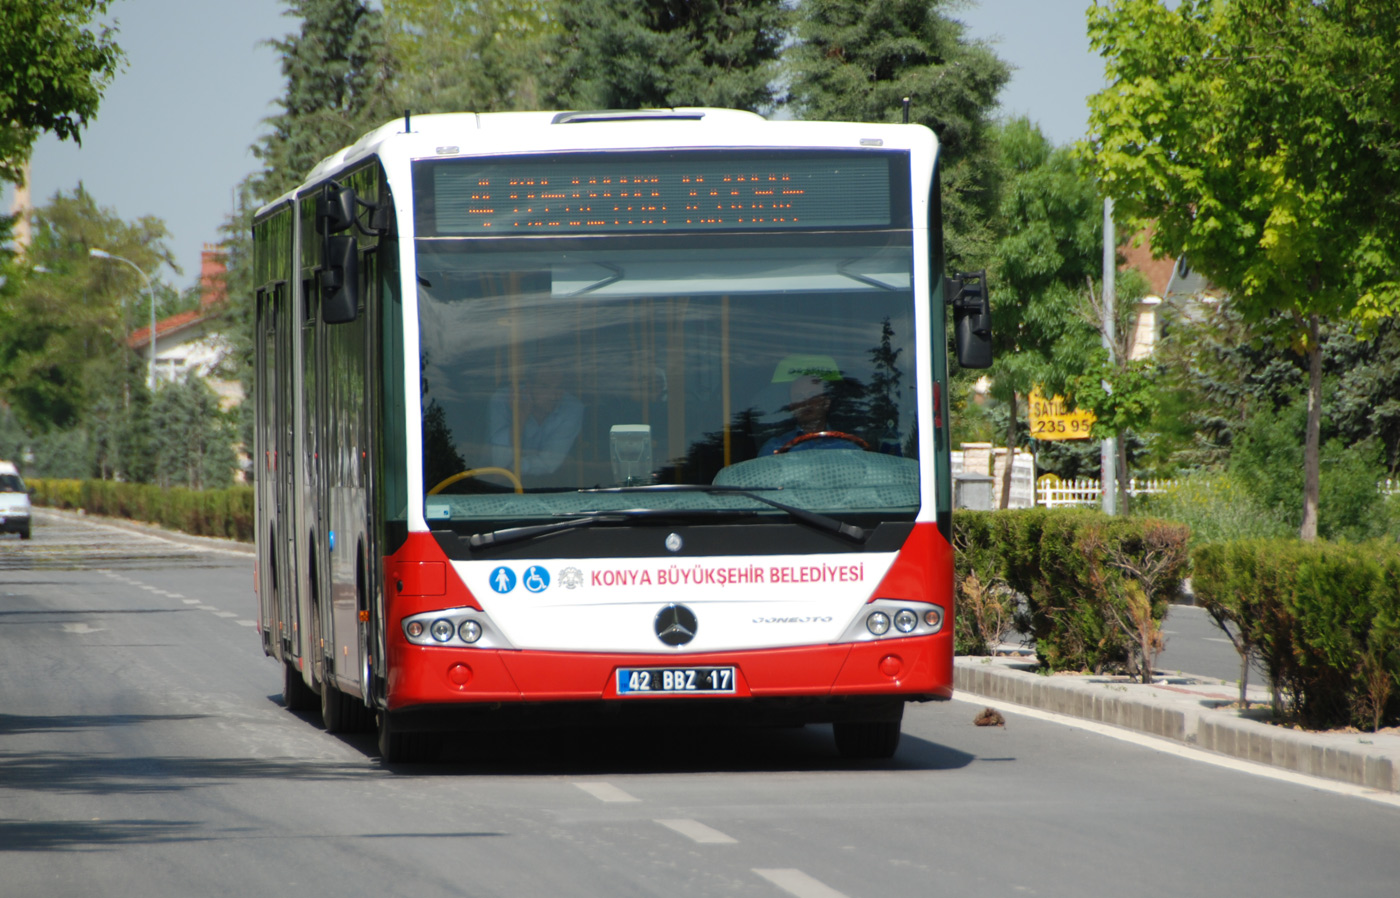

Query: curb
left=954, top=657, right=1400, bottom=794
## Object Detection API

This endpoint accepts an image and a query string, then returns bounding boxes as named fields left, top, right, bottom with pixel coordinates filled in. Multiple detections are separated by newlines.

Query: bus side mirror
left=949, top=270, right=993, bottom=369
left=318, top=184, right=357, bottom=234
left=322, top=235, right=360, bottom=324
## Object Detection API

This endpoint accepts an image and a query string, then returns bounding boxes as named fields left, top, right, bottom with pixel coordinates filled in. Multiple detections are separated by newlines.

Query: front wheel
left=833, top=719, right=902, bottom=760
left=320, top=676, right=374, bottom=733
left=377, top=711, right=442, bottom=764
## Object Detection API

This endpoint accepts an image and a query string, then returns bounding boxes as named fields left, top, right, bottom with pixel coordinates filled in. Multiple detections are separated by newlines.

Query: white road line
left=212, top=611, right=237, bottom=619
left=753, top=868, right=849, bottom=898
left=950, top=693, right=1400, bottom=809
left=196, top=605, right=219, bottom=612
left=572, top=781, right=641, bottom=803
left=1203, top=637, right=1234, bottom=644
left=655, top=818, right=737, bottom=844
left=182, top=599, right=200, bottom=605
left=236, top=620, right=257, bottom=627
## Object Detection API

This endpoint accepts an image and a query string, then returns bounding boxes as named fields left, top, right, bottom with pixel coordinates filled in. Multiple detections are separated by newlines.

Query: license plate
left=617, top=666, right=735, bottom=695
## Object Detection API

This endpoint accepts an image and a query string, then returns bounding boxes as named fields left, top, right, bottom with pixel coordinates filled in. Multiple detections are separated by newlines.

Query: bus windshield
left=414, top=165, right=919, bottom=530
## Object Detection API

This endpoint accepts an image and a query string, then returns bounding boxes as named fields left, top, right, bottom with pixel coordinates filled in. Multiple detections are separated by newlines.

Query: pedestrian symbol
left=523, top=565, right=550, bottom=593
left=489, top=566, right=517, bottom=594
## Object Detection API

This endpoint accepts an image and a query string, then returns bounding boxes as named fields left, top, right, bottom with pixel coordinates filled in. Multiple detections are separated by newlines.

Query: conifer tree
left=788, top=0, right=1009, bottom=266
left=545, top=0, right=790, bottom=112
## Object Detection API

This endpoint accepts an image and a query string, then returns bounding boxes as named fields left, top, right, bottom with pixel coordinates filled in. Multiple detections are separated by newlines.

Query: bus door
left=304, top=271, right=327, bottom=681
left=275, top=281, right=299, bottom=656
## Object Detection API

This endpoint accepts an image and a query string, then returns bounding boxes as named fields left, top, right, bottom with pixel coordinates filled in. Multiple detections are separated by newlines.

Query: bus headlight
left=866, top=612, right=891, bottom=636
left=458, top=620, right=482, bottom=644
left=430, top=619, right=454, bottom=642
left=924, top=607, right=944, bottom=631
left=406, top=620, right=425, bottom=638
left=894, top=609, right=918, bottom=633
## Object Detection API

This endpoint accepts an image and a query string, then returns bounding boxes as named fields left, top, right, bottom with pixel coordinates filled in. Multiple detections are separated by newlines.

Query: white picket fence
left=1036, top=477, right=1178, bottom=509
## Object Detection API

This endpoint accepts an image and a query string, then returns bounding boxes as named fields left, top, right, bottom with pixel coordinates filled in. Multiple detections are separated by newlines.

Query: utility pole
left=1101, top=197, right=1117, bottom=515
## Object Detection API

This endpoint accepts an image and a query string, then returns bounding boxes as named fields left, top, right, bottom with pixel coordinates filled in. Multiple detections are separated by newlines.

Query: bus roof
left=258, top=109, right=937, bottom=218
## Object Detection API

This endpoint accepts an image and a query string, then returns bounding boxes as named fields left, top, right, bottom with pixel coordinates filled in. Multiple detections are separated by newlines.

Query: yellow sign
left=1029, top=388, right=1095, bottom=441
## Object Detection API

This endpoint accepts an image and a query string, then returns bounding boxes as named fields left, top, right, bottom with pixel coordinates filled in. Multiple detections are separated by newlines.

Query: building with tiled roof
left=127, top=244, right=242, bottom=409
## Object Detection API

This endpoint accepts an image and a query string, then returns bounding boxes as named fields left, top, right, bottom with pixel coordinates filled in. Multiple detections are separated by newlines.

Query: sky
left=6, top=0, right=1106, bottom=292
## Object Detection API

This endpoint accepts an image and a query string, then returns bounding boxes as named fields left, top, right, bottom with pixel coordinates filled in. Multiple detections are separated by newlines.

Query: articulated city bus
left=252, top=108, right=992, bottom=762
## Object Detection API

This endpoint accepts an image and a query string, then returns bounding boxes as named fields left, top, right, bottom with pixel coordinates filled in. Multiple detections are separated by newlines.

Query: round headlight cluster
left=430, top=619, right=455, bottom=642
left=458, top=620, right=482, bottom=643
left=406, top=620, right=425, bottom=638
left=866, top=611, right=891, bottom=635
left=924, top=607, right=944, bottom=630
left=894, top=609, right=919, bottom=633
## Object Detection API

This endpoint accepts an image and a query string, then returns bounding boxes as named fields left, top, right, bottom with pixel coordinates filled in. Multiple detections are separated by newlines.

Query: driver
left=759, top=355, right=860, bottom=455
left=489, top=368, right=584, bottom=475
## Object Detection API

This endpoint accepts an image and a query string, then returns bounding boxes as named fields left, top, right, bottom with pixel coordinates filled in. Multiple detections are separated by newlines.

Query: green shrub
left=29, top=478, right=254, bottom=542
left=1135, top=474, right=1292, bottom=547
left=954, top=509, right=1191, bottom=680
left=1193, top=539, right=1400, bottom=730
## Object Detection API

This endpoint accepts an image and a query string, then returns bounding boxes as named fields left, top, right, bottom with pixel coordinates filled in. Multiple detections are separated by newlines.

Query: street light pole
left=90, top=248, right=158, bottom=391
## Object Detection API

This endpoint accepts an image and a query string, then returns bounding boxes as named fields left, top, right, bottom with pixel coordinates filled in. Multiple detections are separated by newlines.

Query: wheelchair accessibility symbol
left=523, top=565, right=550, bottom=594
left=489, top=566, right=516, bottom=594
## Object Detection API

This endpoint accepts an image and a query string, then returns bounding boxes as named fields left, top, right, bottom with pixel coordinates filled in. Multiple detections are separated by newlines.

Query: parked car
left=0, top=460, right=32, bottom=540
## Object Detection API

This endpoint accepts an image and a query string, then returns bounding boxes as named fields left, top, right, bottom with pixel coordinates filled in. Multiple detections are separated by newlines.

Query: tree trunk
left=1300, top=315, right=1322, bottom=541
left=1000, top=398, right=1016, bottom=509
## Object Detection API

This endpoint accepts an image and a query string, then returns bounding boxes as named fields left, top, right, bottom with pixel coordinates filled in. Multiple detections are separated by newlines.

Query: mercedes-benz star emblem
left=654, top=604, right=698, bottom=646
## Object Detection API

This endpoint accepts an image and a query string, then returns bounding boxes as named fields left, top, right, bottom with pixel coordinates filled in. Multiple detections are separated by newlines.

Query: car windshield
left=0, top=473, right=24, bottom=493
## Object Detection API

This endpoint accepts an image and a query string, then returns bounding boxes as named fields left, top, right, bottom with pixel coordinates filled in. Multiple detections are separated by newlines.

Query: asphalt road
left=3, top=512, right=1398, bottom=898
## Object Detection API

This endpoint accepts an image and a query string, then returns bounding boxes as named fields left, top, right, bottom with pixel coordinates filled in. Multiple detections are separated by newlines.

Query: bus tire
left=282, top=660, right=317, bottom=712
left=833, top=719, right=902, bottom=760
left=377, top=712, right=441, bottom=764
left=321, top=677, right=374, bottom=733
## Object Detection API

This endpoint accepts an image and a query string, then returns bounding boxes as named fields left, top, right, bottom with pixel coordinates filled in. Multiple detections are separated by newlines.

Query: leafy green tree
left=386, top=0, right=557, bottom=114
left=0, top=185, right=173, bottom=432
left=0, top=0, right=123, bottom=185
left=985, top=119, right=1102, bottom=505
left=1085, top=0, right=1400, bottom=539
left=788, top=0, right=1009, bottom=266
left=545, top=0, right=789, bottom=112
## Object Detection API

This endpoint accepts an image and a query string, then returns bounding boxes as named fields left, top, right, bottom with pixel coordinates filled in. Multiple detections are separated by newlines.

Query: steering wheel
left=428, top=466, right=524, bottom=495
left=773, top=431, right=871, bottom=454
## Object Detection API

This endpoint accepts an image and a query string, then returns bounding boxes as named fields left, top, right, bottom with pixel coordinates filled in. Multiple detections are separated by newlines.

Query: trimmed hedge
left=29, top=478, right=254, bottom=542
left=1193, top=539, right=1400, bottom=731
left=954, top=509, right=1191, bottom=680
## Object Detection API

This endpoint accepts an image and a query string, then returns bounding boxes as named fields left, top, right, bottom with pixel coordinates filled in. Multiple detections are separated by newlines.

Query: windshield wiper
left=582, top=484, right=870, bottom=544
left=468, top=507, right=756, bottom=550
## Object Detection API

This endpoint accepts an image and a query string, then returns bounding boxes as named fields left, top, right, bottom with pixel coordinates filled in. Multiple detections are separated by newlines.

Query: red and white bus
left=252, top=108, right=992, bottom=762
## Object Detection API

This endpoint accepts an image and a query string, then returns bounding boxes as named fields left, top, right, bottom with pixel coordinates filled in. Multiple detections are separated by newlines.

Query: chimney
left=199, top=242, right=228, bottom=308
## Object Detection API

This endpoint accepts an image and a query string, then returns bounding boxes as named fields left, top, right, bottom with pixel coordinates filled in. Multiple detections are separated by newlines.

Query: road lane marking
left=212, top=611, right=237, bottom=619
left=572, top=782, right=640, bottom=803
left=655, top=818, right=737, bottom=844
left=236, top=620, right=257, bottom=627
left=753, top=869, right=849, bottom=898
left=61, top=623, right=106, bottom=635
left=183, top=599, right=201, bottom=605
left=951, top=693, right=1400, bottom=809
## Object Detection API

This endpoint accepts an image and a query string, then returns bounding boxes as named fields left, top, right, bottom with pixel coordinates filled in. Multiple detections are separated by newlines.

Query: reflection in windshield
left=416, top=239, right=917, bottom=525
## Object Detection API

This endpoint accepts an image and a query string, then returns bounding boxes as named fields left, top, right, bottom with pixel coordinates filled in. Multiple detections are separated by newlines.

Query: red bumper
left=384, top=630, right=953, bottom=711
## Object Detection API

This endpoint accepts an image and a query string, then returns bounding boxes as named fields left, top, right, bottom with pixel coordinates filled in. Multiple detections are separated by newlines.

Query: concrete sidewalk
left=955, top=654, right=1400, bottom=794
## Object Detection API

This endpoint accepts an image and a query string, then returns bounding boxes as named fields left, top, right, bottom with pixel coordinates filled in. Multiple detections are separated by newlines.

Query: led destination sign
left=414, top=152, right=906, bottom=236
